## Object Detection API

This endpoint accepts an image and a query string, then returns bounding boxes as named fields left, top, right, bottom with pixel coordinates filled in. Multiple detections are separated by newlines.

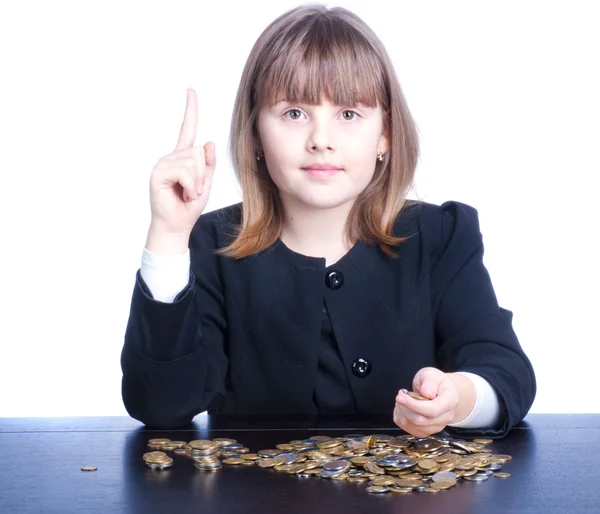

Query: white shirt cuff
left=447, top=371, right=502, bottom=429
left=140, top=247, right=191, bottom=303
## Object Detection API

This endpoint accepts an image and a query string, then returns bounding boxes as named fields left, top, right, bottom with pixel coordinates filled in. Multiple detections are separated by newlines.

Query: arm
left=120, top=220, right=229, bottom=429
left=431, top=201, right=536, bottom=437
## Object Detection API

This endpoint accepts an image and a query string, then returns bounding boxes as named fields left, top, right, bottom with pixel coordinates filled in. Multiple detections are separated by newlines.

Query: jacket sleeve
left=430, top=201, right=536, bottom=438
left=120, top=219, right=229, bottom=429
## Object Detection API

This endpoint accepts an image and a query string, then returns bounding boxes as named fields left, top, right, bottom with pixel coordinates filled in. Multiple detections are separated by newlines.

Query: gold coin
left=257, top=458, right=277, bottom=468
left=424, top=488, right=440, bottom=493
left=242, top=454, right=260, bottom=460
left=407, top=391, right=430, bottom=401
left=318, top=440, right=342, bottom=450
left=222, top=458, right=245, bottom=465
left=351, top=456, right=371, bottom=466
left=391, top=487, right=413, bottom=494
left=276, top=444, right=294, bottom=451
left=148, top=438, right=171, bottom=444
left=371, top=477, right=396, bottom=487
left=81, top=466, right=97, bottom=472
left=417, top=458, right=438, bottom=470
left=494, top=472, right=511, bottom=478
left=212, top=438, right=237, bottom=446
left=366, top=486, right=389, bottom=494
left=188, top=440, right=218, bottom=451
left=473, top=439, right=493, bottom=445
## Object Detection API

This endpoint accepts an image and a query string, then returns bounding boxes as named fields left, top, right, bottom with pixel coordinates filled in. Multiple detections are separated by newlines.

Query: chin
left=295, top=191, right=357, bottom=210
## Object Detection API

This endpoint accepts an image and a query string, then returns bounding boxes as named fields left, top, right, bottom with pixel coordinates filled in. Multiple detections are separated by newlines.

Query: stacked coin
left=143, top=437, right=253, bottom=472
left=252, top=433, right=512, bottom=494
left=143, top=451, right=174, bottom=470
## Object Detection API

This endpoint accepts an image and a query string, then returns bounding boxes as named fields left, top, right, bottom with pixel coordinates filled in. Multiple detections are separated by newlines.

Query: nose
left=307, top=117, right=335, bottom=153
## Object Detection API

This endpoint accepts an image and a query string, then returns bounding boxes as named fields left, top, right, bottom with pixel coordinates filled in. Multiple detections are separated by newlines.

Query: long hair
left=216, top=3, right=420, bottom=258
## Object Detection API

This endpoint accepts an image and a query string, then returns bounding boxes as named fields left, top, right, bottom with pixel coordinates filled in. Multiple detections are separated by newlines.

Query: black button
left=352, top=358, right=371, bottom=378
left=325, top=269, right=344, bottom=290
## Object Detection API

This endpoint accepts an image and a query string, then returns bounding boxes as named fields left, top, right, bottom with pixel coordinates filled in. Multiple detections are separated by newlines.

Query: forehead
left=254, top=48, right=385, bottom=111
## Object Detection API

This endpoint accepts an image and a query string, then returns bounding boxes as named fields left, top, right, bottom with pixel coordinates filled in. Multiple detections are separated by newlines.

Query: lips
left=302, top=167, right=342, bottom=178
left=301, top=163, right=343, bottom=178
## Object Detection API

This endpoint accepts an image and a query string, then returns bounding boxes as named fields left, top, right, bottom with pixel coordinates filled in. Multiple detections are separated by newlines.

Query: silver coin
left=464, top=474, right=488, bottom=481
left=194, top=461, right=222, bottom=469
left=296, top=473, right=311, bottom=478
left=348, top=469, right=365, bottom=477
left=489, top=463, right=503, bottom=471
left=277, top=453, right=297, bottom=464
left=319, top=469, right=343, bottom=478
left=147, top=462, right=173, bottom=470
left=432, top=471, right=457, bottom=482
left=323, top=460, right=348, bottom=471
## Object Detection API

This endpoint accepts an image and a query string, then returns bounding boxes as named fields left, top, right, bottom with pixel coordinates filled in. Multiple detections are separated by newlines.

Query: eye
left=341, top=110, right=359, bottom=121
left=283, top=109, right=304, bottom=120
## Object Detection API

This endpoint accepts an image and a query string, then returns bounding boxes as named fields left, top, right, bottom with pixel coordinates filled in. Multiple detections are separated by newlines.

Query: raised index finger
left=175, top=88, right=198, bottom=151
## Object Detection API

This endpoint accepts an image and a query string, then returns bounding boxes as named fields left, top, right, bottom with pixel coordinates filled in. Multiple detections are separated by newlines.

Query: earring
left=377, top=150, right=384, bottom=161
left=256, top=150, right=264, bottom=161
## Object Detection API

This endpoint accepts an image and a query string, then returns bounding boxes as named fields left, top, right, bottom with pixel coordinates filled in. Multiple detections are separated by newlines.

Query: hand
left=392, top=367, right=460, bottom=438
left=148, top=88, right=217, bottom=235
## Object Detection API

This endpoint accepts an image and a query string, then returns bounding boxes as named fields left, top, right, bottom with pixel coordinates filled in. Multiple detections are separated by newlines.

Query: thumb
left=414, top=367, right=444, bottom=399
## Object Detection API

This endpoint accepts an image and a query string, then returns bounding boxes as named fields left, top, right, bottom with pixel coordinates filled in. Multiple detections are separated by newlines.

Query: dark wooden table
left=1, top=414, right=598, bottom=514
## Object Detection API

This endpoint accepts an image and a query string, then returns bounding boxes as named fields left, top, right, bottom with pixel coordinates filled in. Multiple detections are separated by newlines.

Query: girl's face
left=257, top=97, right=389, bottom=211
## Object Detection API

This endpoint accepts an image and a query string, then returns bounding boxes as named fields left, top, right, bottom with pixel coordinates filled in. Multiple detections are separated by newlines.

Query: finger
left=395, top=391, right=451, bottom=419
left=394, top=403, right=431, bottom=426
left=200, top=141, right=217, bottom=193
left=416, top=369, right=444, bottom=400
left=412, top=367, right=438, bottom=398
left=175, top=88, right=198, bottom=151
left=177, top=167, right=199, bottom=202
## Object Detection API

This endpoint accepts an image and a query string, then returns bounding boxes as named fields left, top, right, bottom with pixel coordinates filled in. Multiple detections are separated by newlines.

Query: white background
left=0, top=0, right=598, bottom=417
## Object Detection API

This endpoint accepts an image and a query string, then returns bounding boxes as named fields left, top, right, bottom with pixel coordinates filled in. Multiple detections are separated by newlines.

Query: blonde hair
left=217, top=3, right=420, bottom=259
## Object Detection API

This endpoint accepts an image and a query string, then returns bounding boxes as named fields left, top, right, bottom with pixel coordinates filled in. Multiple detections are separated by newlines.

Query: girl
left=121, top=4, right=536, bottom=438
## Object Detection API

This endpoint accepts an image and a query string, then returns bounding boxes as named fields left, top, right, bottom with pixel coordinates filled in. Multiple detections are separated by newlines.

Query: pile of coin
left=142, top=433, right=512, bottom=495
left=250, top=433, right=512, bottom=494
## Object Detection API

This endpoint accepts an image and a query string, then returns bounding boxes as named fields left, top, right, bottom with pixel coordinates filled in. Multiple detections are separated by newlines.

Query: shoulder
left=395, top=199, right=483, bottom=257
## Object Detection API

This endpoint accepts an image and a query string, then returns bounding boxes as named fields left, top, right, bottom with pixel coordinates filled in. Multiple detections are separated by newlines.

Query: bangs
left=254, top=16, right=387, bottom=110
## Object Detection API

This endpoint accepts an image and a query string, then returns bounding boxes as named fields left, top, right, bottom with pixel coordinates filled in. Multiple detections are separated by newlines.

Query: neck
left=279, top=196, right=355, bottom=256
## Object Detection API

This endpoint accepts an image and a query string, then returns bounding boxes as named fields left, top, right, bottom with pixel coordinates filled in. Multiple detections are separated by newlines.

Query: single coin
left=323, top=460, right=349, bottom=471
left=148, top=438, right=171, bottom=444
left=81, top=466, right=97, bottom=472
left=406, top=391, right=430, bottom=401
left=212, top=438, right=237, bottom=446
left=494, top=472, right=511, bottom=479
left=473, top=439, right=493, bottom=445
left=424, top=487, right=440, bottom=493
left=366, top=486, right=390, bottom=494
left=222, top=458, right=245, bottom=465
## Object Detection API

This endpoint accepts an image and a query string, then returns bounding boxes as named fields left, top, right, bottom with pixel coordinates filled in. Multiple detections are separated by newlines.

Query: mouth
left=301, top=166, right=343, bottom=178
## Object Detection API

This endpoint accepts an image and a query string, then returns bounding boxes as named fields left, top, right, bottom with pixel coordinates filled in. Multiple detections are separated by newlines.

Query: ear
left=379, top=131, right=390, bottom=154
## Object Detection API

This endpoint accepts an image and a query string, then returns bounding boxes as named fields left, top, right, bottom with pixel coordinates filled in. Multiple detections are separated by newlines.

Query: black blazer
left=121, top=199, right=536, bottom=437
